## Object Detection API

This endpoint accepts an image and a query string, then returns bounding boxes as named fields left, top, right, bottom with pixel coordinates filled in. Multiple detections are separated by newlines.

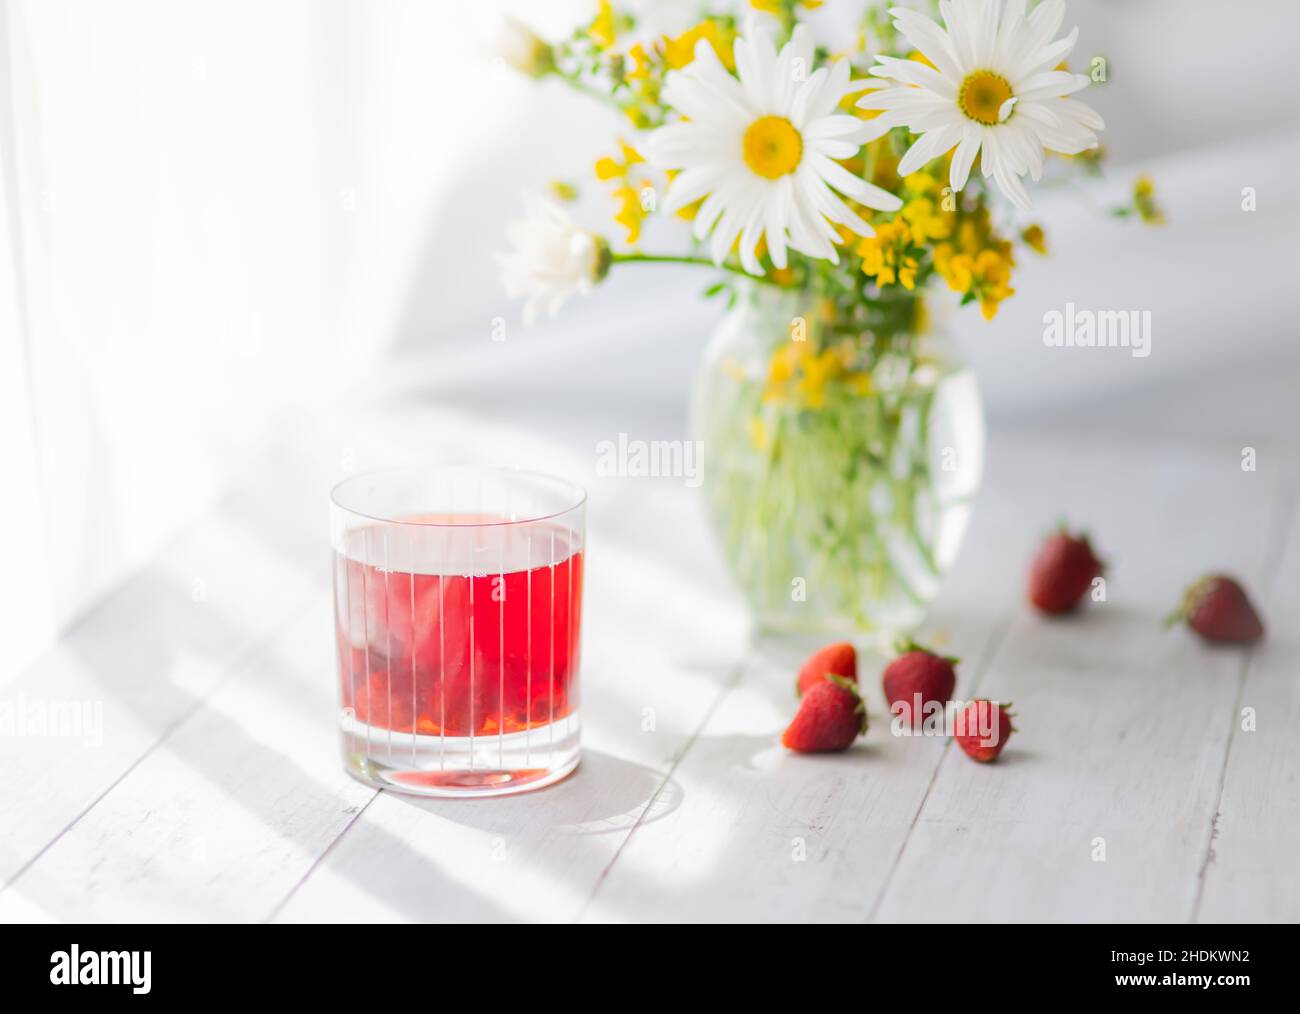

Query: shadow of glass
left=388, top=748, right=683, bottom=837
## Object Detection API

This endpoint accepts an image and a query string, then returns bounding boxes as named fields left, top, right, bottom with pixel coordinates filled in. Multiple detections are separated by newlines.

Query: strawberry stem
left=892, top=636, right=958, bottom=664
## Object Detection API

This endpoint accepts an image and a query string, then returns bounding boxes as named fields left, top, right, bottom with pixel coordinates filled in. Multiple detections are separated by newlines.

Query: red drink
left=335, top=521, right=582, bottom=740
left=331, top=466, right=586, bottom=797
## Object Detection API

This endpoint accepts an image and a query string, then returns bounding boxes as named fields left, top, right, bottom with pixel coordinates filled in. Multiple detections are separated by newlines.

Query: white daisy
left=498, top=195, right=610, bottom=324
left=647, top=22, right=902, bottom=276
left=859, top=0, right=1104, bottom=210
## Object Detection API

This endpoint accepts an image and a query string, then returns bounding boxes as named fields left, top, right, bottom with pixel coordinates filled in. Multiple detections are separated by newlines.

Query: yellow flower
left=595, top=140, right=651, bottom=243
left=902, top=172, right=938, bottom=197
left=589, top=1, right=616, bottom=50
left=619, top=138, right=644, bottom=166
left=747, top=415, right=771, bottom=451
left=1021, top=223, right=1047, bottom=255
left=762, top=332, right=875, bottom=411
left=972, top=249, right=1014, bottom=320
left=795, top=347, right=843, bottom=409
left=548, top=180, right=579, bottom=202
left=594, top=139, right=643, bottom=180
left=933, top=242, right=967, bottom=290
left=934, top=220, right=1016, bottom=321
left=618, top=39, right=666, bottom=123
left=626, top=43, right=652, bottom=81
left=1134, top=174, right=1165, bottom=224
left=663, top=20, right=735, bottom=71
left=857, top=219, right=918, bottom=290
left=612, top=186, right=647, bottom=243
left=901, top=197, right=952, bottom=244
left=764, top=341, right=801, bottom=401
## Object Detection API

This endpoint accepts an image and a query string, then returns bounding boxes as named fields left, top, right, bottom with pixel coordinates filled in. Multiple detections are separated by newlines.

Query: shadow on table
left=388, top=749, right=683, bottom=837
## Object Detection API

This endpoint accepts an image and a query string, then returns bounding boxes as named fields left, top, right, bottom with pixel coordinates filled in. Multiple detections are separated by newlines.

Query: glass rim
left=329, top=464, right=587, bottom=529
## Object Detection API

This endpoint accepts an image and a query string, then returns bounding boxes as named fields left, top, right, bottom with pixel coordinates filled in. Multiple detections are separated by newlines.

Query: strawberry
left=882, top=639, right=957, bottom=727
left=795, top=641, right=857, bottom=697
left=781, top=676, right=866, bottom=753
left=954, top=699, right=1015, bottom=763
left=1027, top=526, right=1105, bottom=614
left=1166, top=575, right=1264, bottom=644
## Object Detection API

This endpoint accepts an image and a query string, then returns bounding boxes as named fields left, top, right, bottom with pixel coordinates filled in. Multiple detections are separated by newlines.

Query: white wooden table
left=1, top=398, right=1296, bottom=924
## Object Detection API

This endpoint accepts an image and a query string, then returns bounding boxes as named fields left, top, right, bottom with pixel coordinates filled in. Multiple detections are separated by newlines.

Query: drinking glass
left=330, top=466, right=586, bottom=797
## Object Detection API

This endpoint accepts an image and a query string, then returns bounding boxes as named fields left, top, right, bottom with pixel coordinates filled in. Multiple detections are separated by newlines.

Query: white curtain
left=0, top=0, right=573, bottom=675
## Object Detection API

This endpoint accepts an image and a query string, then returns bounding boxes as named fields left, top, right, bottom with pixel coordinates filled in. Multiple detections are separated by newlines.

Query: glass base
left=340, top=712, right=581, bottom=798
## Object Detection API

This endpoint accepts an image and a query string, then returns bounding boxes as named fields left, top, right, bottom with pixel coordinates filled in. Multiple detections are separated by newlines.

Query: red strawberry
left=781, top=676, right=866, bottom=753
left=882, top=640, right=957, bottom=727
left=1028, top=526, right=1105, bottom=614
left=954, top=699, right=1015, bottom=763
left=796, top=641, right=857, bottom=697
left=1167, top=575, right=1264, bottom=644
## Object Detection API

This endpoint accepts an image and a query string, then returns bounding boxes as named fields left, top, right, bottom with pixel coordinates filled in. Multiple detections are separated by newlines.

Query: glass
left=690, top=285, right=984, bottom=642
left=330, top=466, right=586, bottom=797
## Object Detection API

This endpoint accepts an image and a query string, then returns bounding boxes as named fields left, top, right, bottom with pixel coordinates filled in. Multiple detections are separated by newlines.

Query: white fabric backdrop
left=2, top=0, right=1298, bottom=677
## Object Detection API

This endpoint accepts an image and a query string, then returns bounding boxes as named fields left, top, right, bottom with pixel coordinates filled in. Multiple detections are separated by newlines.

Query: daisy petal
left=1025, top=0, right=1067, bottom=50
left=950, top=125, right=983, bottom=191
left=1013, top=26, right=1079, bottom=84
left=1017, top=70, right=1090, bottom=101
left=984, top=133, right=1033, bottom=210
left=897, top=122, right=960, bottom=177
left=872, top=55, right=958, bottom=98
left=890, top=6, right=965, bottom=79
left=994, top=0, right=1028, bottom=69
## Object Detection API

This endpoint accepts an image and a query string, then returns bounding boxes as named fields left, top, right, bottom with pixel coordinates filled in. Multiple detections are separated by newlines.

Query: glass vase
left=690, top=284, right=984, bottom=643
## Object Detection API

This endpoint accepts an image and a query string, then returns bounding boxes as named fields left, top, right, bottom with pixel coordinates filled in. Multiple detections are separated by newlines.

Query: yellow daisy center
left=958, top=71, right=1013, bottom=125
left=743, top=116, right=803, bottom=179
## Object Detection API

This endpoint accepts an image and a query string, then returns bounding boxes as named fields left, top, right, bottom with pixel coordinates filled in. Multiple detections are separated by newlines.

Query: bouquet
left=496, top=0, right=1161, bottom=636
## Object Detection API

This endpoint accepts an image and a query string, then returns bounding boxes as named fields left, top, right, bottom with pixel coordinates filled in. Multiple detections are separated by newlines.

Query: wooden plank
left=1196, top=490, right=1300, bottom=922
left=0, top=491, right=321, bottom=892
left=872, top=440, right=1287, bottom=922
left=0, top=595, right=376, bottom=922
